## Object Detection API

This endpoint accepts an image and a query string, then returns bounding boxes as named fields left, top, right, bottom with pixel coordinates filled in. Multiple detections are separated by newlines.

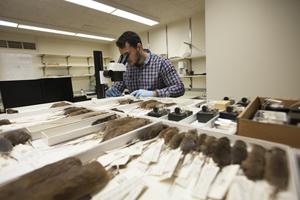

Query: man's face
left=119, top=42, right=143, bottom=66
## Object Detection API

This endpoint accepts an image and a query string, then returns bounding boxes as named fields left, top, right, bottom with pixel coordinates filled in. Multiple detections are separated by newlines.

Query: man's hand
left=130, top=89, right=155, bottom=97
left=106, top=87, right=122, bottom=97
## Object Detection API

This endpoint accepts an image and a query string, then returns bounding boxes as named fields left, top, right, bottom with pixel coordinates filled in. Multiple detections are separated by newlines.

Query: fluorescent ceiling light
left=18, top=24, right=76, bottom=36
left=65, top=0, right=116, bottom=13
left=76, top=33, right=114, bottom=41
left=112, top=9, right=158, bottom=26
left=0, top=20, right=18, bottom=28
left=0, top=18, right=114, bottom=41
left=64, top=0, right=158, bottom=26
left=18, top=24, right=114, bottom=41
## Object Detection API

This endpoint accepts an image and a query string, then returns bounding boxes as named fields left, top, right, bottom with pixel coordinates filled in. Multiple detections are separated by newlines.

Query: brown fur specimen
left=231, top=140, right=248, bottom=164
left=63, top=107, right=82, bottom=115
left=0, top=160, right=109, bottom=200
left=200, top=136, right=217, bottom=156
left=81, top=112, right=107, bottom=119
left=169, top=133, right=185, bottom=149
left=118, top=99, right=142, bottom=105
left=195, top=134, right=207, bottom=152
left=0, top=119, right=11, bottom=126
left=68, top=108, right=91, bottom=117
left=0, top=157, right=82, bottom=198
left=0, top=137, right=13, bottom=153
left=110, top=108, right=125, bottom=113
left=91, top=114, right=118, bottom=126
left=3, top=129, right=31, bottom=146
left=102, top=117, right=150, bottom=141
left=180, top=129, right=198, bottom=154
left=241, top=144, right=266, bottom=180
left=139, top=100, right=160, bottom=109
left=6, top=108, right=18, bottom=114
left=212, top=137, right=231, bottom=167
left=264, top=147, right=289, bottom=192
left=139, top=100, right=176, bottom=110
left=159, top=127, right=179, bottom=144
left=118, top=99, right=134, bottom=105
left=138, top=124, right=169, bottom=141
left=50, top=102, right=71, bottom=108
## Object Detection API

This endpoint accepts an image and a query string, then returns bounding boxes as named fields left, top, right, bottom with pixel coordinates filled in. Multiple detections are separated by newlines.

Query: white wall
left=149, top=26, right=167, bottom=56
left=0, top=31, right=110, bottom=93
left=206, top=0, right=300, bottom=99
left=108, top=12, right=206, bottom=92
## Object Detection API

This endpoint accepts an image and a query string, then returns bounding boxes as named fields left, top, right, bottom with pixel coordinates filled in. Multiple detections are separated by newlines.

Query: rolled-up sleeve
left=156, top=59, right=185, bottom=97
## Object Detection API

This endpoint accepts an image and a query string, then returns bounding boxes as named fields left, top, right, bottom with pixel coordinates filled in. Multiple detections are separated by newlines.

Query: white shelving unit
left=180, top=75, right=206, bottom=78
left=39, top=54, right=111, bottom=94
left=170, top=54, right=206, bottom=91
left=169, top=54, right=206, bottom=62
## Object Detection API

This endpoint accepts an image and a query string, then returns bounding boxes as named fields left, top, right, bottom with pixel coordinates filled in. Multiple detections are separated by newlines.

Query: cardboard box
left=213, top=100, right=230, bottom=111
left=237, top=97, right=300, bottom=148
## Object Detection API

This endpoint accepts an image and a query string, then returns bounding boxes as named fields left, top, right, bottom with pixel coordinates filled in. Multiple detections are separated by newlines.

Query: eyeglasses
left=118, top=52, right=129, bottom=65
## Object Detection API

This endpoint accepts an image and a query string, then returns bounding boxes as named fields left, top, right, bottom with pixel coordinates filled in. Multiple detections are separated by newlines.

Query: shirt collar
left=144, top=49, right=151, bottom=65
left=144, top=53, right=151, bottom=65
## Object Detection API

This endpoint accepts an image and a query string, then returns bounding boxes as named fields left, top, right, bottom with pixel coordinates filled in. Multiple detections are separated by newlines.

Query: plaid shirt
left=111, top=52, right=185, bottom=97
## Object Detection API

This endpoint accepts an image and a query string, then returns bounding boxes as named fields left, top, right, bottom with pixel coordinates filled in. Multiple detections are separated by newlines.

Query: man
left=106, top=31, right=185, bottom=98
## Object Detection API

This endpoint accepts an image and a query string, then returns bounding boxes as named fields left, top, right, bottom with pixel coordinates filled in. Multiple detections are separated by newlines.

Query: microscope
left=93, top=51, right=127, bottom=99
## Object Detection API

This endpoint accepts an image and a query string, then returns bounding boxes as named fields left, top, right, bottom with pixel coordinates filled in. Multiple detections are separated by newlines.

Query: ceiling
left=0, top=0, right=204, bottom=43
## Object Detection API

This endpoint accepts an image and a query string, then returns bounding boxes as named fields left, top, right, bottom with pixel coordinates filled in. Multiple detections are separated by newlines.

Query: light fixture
left=111, top=9, right=158, bottom=26
left=0, top=20, right=18, bottom=28
left=64, top=0, right=159, bottom=26
left=18, top=24, right=76, bottom=36
left=75, top=33, right=114, bottom=41
left=65, top=0, right=116, bottom=13
left=0, top=19, right=114, bottom=41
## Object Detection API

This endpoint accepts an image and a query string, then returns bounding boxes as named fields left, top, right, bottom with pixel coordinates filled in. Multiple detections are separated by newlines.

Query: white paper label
left=160, top=149, right=183, bottom=180
left=139, top=139, right=164, bottom=164
left=192, top=162, right=220, bottom=199
left=175, top=154, right=204, bottom=188
left=208, top=164, right=240, bottom=199
left=226, top=176, right=255, bottom=200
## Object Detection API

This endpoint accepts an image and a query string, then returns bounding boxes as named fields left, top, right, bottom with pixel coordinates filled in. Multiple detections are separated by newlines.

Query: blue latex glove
left=106, top=87, right=122, bottom=97
left=130, top=89, right=154, bottom=97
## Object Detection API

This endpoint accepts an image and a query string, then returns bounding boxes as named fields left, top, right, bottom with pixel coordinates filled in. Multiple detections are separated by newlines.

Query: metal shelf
left=71, top=74, right=94, bottom=78
left=38, top=54, right=111, bottom=59
left=169, top=55, right=206, bottom=62
left=180, top=75, right=206, bottom=78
